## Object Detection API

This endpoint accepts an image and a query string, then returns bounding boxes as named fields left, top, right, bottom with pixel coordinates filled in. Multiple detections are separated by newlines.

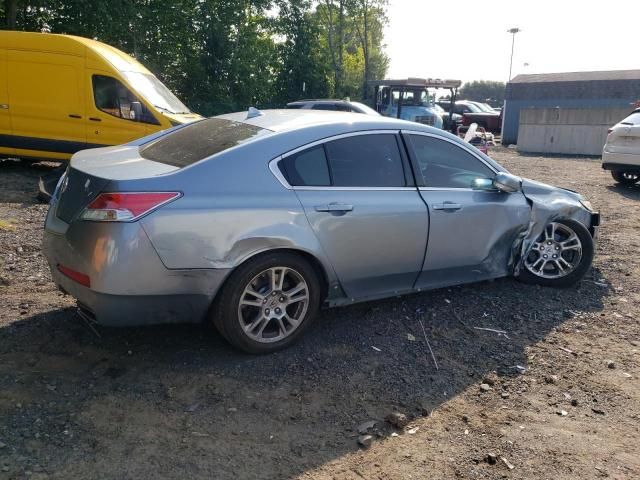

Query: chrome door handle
left=315, top=203, right=354, bottom=212
left=0, top=104, right=8, bottom=110
left=432, top=202, right=462, bottom=211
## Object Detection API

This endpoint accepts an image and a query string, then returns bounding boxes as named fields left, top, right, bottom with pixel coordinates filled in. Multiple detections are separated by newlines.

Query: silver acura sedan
left=43, top=110, right=599, bottom=353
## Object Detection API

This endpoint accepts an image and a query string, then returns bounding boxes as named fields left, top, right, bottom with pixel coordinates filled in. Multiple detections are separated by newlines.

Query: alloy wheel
left=524, top=222, right=583, bottom=279
left=237, top=266, right=309, bottom=343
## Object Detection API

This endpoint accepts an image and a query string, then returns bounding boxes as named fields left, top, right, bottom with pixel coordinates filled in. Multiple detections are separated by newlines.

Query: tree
left=2, top=0, right=389, bottom=113
left=458, top=80, right=506, bottom=107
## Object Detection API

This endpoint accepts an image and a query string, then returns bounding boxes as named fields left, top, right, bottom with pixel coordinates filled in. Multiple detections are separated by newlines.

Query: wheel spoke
left=531, top=257, right=545, bottom=272
left=284, top=314, right=299, bottom=328
left=276, top=318, right=287, bottom=336
left=560, top=234, right=581, bottom=251
left=256, top=316, right=270, bottom=337
left=244, top=287, right=265, bottom=300
left=558, top=256, right=572, bottom=269
left=244, top=314, right=267, bottom=334
left=240, top=298, right=263, bottom=308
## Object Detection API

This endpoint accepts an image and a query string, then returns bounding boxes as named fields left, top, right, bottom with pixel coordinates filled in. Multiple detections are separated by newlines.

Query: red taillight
left=81, top=192, right=180, bottom=222
left=57, top=264, right=91, bottom=287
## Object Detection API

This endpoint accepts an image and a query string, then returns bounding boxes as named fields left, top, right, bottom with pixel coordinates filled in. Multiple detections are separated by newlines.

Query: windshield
left=463, top=103, right=482, bottom=113
left=392, top=89, right=432, bottom=107
left=474, top=102, right=495, bottom=113
left=121, top=71, right=191, bottom=115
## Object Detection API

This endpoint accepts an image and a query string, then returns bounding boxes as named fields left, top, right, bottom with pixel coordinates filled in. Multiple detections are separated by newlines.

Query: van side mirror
left=130, top=101, right=143, bottom=121
left=493, top=172, right=522, bottom=192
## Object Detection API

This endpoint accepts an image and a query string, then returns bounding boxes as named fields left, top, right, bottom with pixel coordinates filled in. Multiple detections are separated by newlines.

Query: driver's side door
left=403, top=132, right=530, bottom=290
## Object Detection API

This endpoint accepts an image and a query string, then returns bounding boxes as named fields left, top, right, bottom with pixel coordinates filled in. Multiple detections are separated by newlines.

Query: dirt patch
left=0, top=150, right=639, bottom=479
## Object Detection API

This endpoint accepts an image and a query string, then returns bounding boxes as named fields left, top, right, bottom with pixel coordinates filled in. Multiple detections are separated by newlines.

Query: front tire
left=518, top=219, right=594, bottom=288
left=211, top=252, right=321, bottom=354
left=611, top=171, right=640, bottom=185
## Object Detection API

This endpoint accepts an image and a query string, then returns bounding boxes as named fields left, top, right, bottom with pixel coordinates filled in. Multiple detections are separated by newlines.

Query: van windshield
left=121, top=71, right=191, bottom=115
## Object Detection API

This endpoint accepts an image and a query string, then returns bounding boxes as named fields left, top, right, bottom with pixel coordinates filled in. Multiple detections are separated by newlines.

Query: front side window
left=279, top=134, right=406, bottom=188
left=92, top=75, right=157, bottom=124
left=408, top=135, right=495, bottom=188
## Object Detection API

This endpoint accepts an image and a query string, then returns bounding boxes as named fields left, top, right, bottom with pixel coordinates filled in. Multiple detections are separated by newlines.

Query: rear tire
left=517, top=219, right=594, bottom=288
left=211, top=252, right=321, bottom=354
left=611, top=171, right=640, bottom=185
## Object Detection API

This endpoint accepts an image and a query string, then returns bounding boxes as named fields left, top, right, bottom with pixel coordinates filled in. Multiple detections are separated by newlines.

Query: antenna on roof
left=246, top=107, right=264, bottom=119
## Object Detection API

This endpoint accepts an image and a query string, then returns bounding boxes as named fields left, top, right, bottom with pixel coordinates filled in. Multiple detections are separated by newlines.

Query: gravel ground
left=0, top=148, right=639, bottom=480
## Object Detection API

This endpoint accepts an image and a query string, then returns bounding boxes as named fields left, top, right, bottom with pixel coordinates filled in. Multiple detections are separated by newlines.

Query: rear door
left=0, top=47, right=15, bottom=156
left=403, top=132, right=530, bottom=289
left=86, top=72, right=156, bottom=147
left=6, top=49, right=86, bottom=157
left=277, top=131, right=429, bottom=299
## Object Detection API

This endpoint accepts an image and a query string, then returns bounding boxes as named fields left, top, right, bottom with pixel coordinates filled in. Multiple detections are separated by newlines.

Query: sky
left=384, top=0, right=640, bottom=83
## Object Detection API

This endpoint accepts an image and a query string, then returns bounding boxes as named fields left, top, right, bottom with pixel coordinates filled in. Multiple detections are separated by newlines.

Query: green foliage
left=2, top=0, right=389, bottom=115
left=459, top=80, right=506, bottom=107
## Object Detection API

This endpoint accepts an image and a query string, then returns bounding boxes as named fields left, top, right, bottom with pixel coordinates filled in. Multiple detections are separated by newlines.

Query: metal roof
left=510, top=70, right=640, bottom=84
left=368, top=78, right=462, bottom=88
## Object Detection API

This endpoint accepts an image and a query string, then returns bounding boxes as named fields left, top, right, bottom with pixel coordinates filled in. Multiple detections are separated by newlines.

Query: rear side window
left=325, top=135, right=405, bottom=187
left=140, top=118, right=269, bottom=167
left=620, top=112, right=640, bottom=125
left=280, top=146, right=330, bottom=186
left=278, top=134, right=406, bottom=187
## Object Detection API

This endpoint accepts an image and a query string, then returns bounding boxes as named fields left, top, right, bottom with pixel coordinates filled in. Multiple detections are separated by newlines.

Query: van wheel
left=611, top=171, right=640, bottom=185
left=211, top=252, right=321, bottom=354
left=517, top=219, right=594, bottom=288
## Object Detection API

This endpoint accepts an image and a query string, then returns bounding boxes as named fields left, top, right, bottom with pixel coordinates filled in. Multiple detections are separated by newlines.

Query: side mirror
left=130, top=101, right=143, bottom=121
left=493, top=172, right=522, bottom=193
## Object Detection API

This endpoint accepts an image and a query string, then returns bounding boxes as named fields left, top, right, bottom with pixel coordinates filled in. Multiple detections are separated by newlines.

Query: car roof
left=218, top=109, right=429, bottom=133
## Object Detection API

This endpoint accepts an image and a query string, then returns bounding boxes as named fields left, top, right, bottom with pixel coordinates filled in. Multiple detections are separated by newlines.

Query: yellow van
left=0, top=31, right=201, bottom=162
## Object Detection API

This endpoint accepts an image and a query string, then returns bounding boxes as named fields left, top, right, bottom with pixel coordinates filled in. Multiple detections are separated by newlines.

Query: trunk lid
left=55, top=145, right=179, bottom=223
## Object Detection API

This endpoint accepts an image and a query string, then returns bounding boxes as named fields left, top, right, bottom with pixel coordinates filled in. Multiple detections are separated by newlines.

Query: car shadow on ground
left=0, top=270, right=611, bottom=479
left=606, top=183, right=640, bottom=201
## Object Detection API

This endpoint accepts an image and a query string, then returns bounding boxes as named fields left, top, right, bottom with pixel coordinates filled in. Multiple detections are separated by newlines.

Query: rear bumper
left=42, top=216, right=230, bottom=326
left=602, top=151, right=640, bottom=171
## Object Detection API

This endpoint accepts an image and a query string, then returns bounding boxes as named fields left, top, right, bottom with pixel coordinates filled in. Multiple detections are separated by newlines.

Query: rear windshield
left=140, top=118, right=269, bottom=167
left=620, top=112, right=640, bottom=125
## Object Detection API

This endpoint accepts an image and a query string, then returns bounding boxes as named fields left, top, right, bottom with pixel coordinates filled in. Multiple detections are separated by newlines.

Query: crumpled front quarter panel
left=514, top=178, right=594, bottom=274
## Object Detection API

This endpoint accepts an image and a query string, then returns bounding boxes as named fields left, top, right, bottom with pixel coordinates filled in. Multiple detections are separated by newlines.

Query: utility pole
left=507, top=27, right=521, bottom=80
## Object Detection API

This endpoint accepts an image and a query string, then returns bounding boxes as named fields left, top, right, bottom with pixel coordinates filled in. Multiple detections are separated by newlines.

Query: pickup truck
left=438, top=100, right=502, bottom=133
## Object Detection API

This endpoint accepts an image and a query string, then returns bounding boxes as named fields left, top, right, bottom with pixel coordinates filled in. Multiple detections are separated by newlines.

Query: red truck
left=438, top=100, right=502, bottom=133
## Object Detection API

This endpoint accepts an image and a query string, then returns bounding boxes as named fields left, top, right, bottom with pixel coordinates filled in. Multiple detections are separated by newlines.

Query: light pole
left=507, top=27, right=521, bottom=80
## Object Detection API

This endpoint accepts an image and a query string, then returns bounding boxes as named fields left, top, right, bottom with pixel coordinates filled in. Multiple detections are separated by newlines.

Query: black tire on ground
left=517, top=219, right=594, bottom=288
left=611, top=171, right=640, bottom=185
left=211, top=251, right=321, bottom=354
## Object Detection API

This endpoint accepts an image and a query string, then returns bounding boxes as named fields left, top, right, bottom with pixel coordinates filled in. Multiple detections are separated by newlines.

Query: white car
left=602, top=109, right=640, bottom=184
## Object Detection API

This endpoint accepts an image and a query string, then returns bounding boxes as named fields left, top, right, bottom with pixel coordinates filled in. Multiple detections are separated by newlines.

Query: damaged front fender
left=512, top=178, right=597, bottom=275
